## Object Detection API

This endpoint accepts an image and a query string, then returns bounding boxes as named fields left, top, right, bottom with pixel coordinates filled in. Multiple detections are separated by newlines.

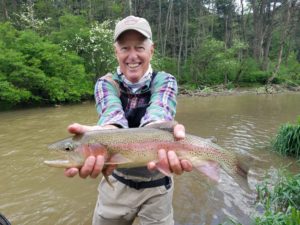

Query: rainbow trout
left=44, top=122, right=248, bottom=184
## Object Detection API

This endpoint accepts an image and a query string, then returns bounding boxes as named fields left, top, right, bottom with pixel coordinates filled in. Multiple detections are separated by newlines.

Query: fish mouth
left=44, top=160, right=71, bottom=167
left=43, top=159, right=82, bottom=168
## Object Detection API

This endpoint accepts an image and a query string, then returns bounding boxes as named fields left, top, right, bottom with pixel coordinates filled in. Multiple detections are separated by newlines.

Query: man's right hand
left=64, top=123, right=117, bottom=179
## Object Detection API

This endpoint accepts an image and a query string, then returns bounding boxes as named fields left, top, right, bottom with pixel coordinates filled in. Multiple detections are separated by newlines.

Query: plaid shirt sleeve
left=140, top=72, right=178, bottom=127
left=94, top=77, right=129, bottom=128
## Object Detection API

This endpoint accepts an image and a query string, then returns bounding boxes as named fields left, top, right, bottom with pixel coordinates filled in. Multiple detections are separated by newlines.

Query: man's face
left=114, top=30, right=154, bottom=83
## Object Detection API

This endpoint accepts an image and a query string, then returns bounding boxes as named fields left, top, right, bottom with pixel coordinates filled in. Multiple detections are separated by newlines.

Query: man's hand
left=64, top=123, right=117, bottom=179
left=147, top=123, right=193, bottom=175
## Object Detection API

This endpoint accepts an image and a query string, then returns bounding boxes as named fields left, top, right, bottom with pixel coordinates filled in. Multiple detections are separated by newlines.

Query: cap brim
left=114, top=28, right=150, bottom=42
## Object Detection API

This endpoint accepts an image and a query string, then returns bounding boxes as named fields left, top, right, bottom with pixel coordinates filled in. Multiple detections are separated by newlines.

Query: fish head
left=48, top=136, right=81, bottom=153
left=45, top=135, right=87, bottom=168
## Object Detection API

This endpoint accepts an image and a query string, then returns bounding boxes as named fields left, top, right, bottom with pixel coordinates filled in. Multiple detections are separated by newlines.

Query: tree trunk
left=1, top=0, right=9, bottom=20
left=268, top=0, right=293, bottom=84
left=240, top=0, right=246, bottom=42
left=184, top=0, right=189, bottom=65
left=157, top=0, right=163, bottom=51
left=162, top=0, right=173, bottom=56
left=128, top=0, right=132, bottom=15
left=177, top=9, right=183, bottom=79
left=251, top=0, right=266, bottom=62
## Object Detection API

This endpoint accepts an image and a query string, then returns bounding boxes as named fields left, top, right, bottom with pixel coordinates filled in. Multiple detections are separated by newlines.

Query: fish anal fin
left=193, top=160, right=220, bottom=182
left=104, top=174, right=114, bottom=189
left=105, top=153, right=133, bottom=165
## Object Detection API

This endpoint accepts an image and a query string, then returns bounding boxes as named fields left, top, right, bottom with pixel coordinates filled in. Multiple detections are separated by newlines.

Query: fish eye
left=64, top=143, right=73, bottom=151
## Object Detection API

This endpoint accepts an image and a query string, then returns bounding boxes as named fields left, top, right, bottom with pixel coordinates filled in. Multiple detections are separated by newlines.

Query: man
left=65, top=16, right=192, bottom=225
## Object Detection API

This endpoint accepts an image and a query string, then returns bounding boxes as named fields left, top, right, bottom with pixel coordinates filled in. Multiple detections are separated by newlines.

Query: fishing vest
left=103, top=71, right=166, bottom=181
left=104, top=71, right=157, bottom=128
left=119, top=72, right=157, bottom=128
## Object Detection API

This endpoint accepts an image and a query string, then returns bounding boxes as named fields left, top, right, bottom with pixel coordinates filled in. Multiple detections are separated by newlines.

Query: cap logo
left=124, top=17, right=140, bottom=25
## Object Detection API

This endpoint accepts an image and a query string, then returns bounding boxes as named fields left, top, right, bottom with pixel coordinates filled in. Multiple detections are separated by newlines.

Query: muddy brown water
left=1, top=93, right=299, bottom=225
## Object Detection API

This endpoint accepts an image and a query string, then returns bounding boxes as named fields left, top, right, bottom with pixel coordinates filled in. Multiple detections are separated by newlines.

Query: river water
left=0, top=93, right=299, bottom=225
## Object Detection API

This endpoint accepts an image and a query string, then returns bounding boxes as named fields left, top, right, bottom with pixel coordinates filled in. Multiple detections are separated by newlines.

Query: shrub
left=255, top=170, right=300, bottom=225
left=0, top=22, right=92, bottom=108
left=272, top=122, right=300, bottom=159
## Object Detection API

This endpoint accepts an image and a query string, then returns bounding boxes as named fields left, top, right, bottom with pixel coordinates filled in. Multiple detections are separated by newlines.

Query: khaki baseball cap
left=114, top=16, right=152, bottom=42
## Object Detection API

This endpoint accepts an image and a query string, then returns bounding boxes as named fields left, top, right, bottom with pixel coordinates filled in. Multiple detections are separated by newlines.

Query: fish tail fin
left=237, top=163, right=248, bottom=178
left=236, top=155, right=252, bottom=179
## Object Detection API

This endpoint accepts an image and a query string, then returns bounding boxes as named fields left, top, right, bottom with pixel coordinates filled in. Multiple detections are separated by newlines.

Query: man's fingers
left=68, top=123, right=90, bottom=134
left=158, top=149, right=169, bottom=169
left=64, top=168, right=79, bottom=177
left=147, top=161, right=156, bottom=171
left=168, top=151, right=183, bottom=175
left=147, top=149, right=192, bottom=175
left=90, top=155, right=105, bottom=178
left=79, top=156, right=96, bottom=178
left=174, top=124, right=185, bottom=140
left=180, top=159, right=193, bottom=172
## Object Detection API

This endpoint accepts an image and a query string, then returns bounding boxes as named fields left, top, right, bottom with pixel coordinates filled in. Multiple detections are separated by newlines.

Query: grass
left=255, top=170, right=300, bottom=225
left=271, top=118, right=300, bottom=159
left=221, top=171, right=300, bottom=225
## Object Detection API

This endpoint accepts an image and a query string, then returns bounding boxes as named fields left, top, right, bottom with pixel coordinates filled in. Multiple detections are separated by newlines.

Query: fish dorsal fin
left=145, top=121, right=178, bottom=132
left=105, top=153, right=133, bottom=165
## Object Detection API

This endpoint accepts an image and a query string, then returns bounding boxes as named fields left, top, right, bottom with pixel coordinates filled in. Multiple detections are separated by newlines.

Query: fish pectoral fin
left=105, top=153, right=133, bottom=165
left=192, top=160, right=220, bottom=182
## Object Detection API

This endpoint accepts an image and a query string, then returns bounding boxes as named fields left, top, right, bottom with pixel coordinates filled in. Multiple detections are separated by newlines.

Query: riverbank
left=178, top=84, right=300, bottom=97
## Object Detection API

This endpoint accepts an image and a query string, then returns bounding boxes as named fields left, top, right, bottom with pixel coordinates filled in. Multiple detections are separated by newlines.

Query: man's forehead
left=116, top=30, right=148, bottom=44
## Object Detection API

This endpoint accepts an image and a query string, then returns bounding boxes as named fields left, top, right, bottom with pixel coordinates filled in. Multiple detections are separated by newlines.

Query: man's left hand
left=147, top=123, right=193, bottom=175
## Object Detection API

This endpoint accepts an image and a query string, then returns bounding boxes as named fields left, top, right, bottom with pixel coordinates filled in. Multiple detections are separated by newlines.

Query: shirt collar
left=116, top=65, right=153, bottom=93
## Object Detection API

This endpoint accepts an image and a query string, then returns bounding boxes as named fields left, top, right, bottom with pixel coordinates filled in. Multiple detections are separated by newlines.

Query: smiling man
left=65, top=16, right=192, bottom=225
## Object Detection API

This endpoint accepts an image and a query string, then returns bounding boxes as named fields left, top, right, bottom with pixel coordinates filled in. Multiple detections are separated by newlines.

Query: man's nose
left=127, top=49, right=138, bottom=59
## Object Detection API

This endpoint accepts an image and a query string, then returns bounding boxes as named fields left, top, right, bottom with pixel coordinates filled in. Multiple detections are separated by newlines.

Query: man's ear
left=150, top=44, right=155, bottom=59
left=114, top=44, right=119, bottom=60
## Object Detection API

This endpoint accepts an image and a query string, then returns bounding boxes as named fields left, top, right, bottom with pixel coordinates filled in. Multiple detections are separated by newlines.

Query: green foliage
left=272, top=122, right=300, bottom=159
left=1, top=1, right=299, bottom=108
left=186, top=38, right=247, bottom=85
left=278, top=52, right=300, bottom=85
left=238, top=58, right=270, bottom=84
left=152, top=55, right=177, bottom=78
left=255, top=170, right=300, bottom=225
left=0, top=22, right=92, bottom=108
left=50, top=14, right=89, bottom=43
left=13, top=2, right=51, bottom=33
left=50, top=14, right=116, bottom=80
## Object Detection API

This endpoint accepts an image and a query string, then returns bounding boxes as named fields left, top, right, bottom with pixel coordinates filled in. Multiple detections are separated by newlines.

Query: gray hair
left=114, top=38, right=153, bottom=47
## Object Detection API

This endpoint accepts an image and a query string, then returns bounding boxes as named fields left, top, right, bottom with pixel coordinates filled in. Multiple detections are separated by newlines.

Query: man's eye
left=137, top=46, right=145, bottom=51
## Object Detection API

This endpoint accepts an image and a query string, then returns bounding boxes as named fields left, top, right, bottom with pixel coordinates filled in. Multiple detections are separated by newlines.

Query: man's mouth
left=127, top=63, right=140, bottom=69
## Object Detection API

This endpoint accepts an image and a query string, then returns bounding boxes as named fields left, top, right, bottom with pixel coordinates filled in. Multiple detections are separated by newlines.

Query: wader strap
left=112, top=172, right=172, bottom=190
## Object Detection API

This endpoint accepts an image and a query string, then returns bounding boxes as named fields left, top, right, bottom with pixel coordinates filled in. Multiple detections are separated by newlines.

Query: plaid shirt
left=94, top=71, right=177, bottom=128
